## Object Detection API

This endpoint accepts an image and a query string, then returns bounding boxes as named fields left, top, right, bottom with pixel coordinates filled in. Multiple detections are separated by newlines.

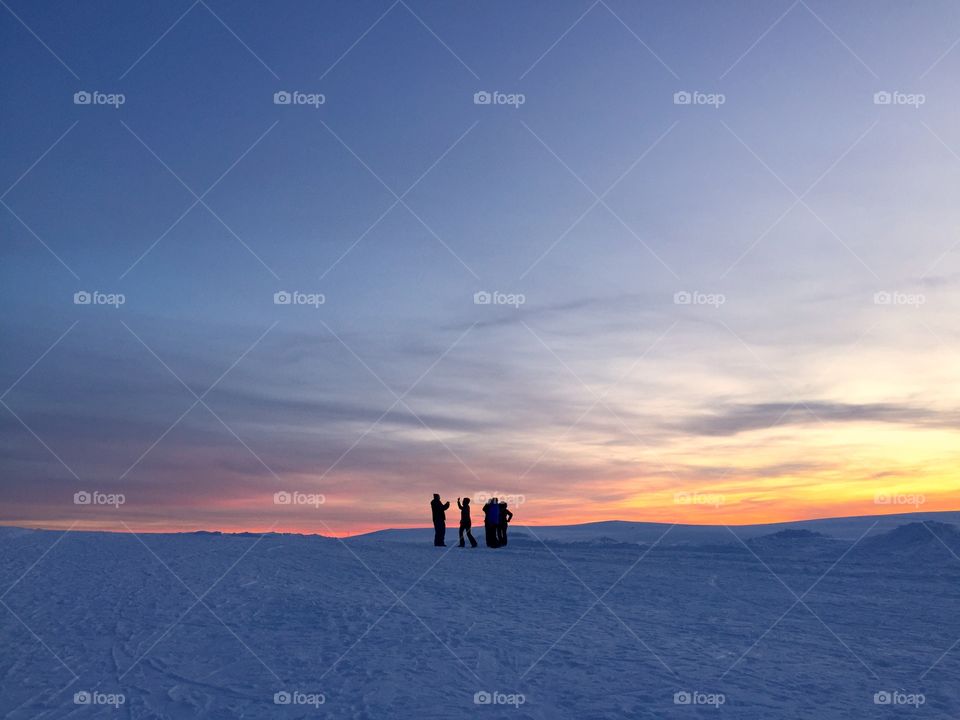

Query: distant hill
left=4, top=511, right=960, bottom=548
left=747, top=528, right=833, bottom=545
left=856, top=521, right=960, bottom=559
left=349, top=511, right=960, bottom=546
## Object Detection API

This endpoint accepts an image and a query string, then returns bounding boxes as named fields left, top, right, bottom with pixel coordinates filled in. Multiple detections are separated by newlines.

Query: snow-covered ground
left=2, top=512, right=959, bottom=718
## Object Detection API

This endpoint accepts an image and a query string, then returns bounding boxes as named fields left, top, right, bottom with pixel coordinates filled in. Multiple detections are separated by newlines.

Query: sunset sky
left=2, top=0, right=960, bottom=535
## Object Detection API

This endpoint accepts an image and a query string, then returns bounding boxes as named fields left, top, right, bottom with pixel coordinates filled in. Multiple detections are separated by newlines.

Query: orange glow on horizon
left=6, top=422, right=958, bottom=537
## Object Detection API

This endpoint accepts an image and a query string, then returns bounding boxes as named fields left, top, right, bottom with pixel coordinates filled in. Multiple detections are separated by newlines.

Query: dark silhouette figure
left=483, top=497, right=500, bottom=547
left=497, top=501, right=514, bottom=547
left=431, top=494, right=449, bottom=547
left=456, top=497, right=478, bottom=548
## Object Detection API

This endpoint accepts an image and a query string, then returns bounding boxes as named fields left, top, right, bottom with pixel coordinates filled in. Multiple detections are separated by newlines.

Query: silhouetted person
left=456, top=497, right=478, bottom=548
left=431, top=494, right=449, bottom=547
left=483, top=497, right=500, bottom=547
left=497, top=501, right=513, bottom=547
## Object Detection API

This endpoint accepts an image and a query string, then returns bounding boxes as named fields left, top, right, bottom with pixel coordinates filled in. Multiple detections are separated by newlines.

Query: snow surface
left=2, top=512, right=959, bottom=718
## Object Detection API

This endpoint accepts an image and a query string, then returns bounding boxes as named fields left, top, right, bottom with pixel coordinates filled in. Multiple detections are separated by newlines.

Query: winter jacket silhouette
left=431, top=494, right=449, bottom=547
left=457, top=498, right=478, bottom=548
left=497, top=502, right=514, bottom=546
left=482, top=498, right=500, bottom=547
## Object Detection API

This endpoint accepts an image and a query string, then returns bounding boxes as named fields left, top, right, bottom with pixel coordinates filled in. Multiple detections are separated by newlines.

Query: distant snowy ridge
left=3, top=510, right=959, bottom=548
left=856, top=520, right=960, bottom=558
left=348, top=510, right=960, bottom=546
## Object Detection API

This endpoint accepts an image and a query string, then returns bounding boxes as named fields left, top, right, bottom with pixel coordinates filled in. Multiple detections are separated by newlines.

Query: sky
left=2, top=0, right=960, bottom=535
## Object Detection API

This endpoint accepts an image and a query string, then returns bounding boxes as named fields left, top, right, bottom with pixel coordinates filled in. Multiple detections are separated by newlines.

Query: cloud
left=674, top=400, right=960, bottom=437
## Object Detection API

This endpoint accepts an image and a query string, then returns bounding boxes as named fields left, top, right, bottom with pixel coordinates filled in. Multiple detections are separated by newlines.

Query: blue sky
left=2, top=0, right=960, bottom=533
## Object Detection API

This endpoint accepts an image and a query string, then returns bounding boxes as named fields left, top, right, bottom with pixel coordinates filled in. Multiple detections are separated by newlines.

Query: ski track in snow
left=1, top=525, right=959, bottom=719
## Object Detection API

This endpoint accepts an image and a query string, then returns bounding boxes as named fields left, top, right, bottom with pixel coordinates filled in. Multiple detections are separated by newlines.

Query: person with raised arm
left=456, top=497, right=478, bottom=548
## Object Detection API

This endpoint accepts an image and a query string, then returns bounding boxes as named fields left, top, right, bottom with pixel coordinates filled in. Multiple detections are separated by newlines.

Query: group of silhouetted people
left=430, top=494, right=514, bottom=548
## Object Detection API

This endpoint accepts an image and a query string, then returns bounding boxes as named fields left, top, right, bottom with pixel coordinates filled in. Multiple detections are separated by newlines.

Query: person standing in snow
left=497, top=500, right=513, bottom=547
left=431, top=494, right=449, bottom=547
left=456, top=497, right=478, bottom=548
left=483, top=497, right=500, bottom=547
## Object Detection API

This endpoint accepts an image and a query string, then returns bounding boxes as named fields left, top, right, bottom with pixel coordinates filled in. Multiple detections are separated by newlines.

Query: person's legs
left=485, top=523, right=496, bottom=547
left=434, top=522, right=445, bottom=546
left=499, top=523, right=508, bottom=546
left=458, top=524, right=466, bottom=547
left=467, top=527, right=477, bottom=547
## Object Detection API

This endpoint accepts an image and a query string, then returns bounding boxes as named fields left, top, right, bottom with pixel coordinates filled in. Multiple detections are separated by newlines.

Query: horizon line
left=2, top=507, right=958, bottom=539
